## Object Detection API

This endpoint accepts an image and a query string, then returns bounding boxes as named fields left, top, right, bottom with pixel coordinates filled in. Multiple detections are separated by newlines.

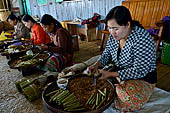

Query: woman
left=40, top=14, right=73, bottom=72
left=22, top=14, right=51, bottom=45
left=88, top=6, right=157, bottom=111
left=6, top=14, right=30, bottom=39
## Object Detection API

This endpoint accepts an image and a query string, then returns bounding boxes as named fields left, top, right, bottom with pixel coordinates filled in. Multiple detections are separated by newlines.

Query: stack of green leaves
left=15, top=78, right=41, bottom=101
left=15, top=78, right=34, bottom=93
left=22, top=83, right=41, bottom=101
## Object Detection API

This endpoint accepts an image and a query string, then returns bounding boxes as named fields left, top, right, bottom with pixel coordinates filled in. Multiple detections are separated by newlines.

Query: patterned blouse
left=98, top=26, right=157, bottom=82
left=14, top=21, right=30, bottom=39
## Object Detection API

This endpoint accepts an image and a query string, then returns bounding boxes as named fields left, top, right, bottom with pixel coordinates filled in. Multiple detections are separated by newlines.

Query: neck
left=122, top=27, right=132, bottom=41
left=119, top=28, right=132, bottom=49
left=52, top=26, right=58, bottom=34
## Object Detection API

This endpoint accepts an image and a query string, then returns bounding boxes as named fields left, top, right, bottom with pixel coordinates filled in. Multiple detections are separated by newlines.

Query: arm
left=97, top=38, right=112, bottom=67
left=48, top=29, right=68, bottom=55
left=88, top=38, right=112, bottom=74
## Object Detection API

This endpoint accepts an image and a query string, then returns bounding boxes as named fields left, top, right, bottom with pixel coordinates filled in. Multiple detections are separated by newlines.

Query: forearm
left=94, top=61, right=102, bottom=68
left=110, top=72, right=118, bottom=77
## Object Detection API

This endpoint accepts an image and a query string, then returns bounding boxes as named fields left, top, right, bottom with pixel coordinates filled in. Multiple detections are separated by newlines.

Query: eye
left=107, top=27, right=119, bottom=31
left=108, top=27, right=113, bottom=30
left=114, top=28, right=119, bottom=31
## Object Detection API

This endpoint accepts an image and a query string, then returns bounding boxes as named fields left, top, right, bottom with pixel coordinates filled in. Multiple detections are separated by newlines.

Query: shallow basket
left=42, top=74, right=115, bottom=113
left=161, top=42, right=170, bottom=65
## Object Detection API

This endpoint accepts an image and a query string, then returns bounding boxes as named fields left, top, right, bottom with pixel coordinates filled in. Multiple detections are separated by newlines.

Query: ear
left=50, top=23, right=54, bottom=28
left=127, top=21, right=131, bottom=28
left=14, top=19, right=17, bottom=23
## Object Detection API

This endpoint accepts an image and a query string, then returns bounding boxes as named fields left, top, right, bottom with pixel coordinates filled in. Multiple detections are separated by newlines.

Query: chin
left=114, top=37, right=120, bottom=40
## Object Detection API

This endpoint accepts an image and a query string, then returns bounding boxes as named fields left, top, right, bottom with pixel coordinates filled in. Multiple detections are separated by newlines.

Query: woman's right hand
left=87, top=61, right=101, bottom=75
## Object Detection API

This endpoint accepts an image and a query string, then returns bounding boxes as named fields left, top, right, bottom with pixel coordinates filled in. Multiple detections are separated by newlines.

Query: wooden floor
left=74, top=39, right=170, bottom=92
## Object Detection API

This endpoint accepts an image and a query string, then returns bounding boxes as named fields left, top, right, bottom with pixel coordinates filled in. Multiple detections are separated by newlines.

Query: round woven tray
left=42, top=74, right=115, bottom=113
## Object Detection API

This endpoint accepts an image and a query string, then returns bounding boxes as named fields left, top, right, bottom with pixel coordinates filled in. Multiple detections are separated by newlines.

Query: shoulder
left=33, top=23, right=44, bottom=31
left=56, top=28, right=72, bottom=37
left=57, top=28, right=68, bottom=33
left=130, top=26, right=155, bottom=49
left=35, top=23, right=42, bottom=29
left=130, top=26, right=152, bottom=43
left=17, top=22, right=25, bottom=27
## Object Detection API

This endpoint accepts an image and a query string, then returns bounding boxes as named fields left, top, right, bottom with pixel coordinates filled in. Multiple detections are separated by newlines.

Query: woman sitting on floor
left=88, top=6, right=157, bottom=112
left=39, top=14, right=73, bottom=72
left=6, top=14, right=30, bottom=39
left=22, top=14, right=51, bottom=45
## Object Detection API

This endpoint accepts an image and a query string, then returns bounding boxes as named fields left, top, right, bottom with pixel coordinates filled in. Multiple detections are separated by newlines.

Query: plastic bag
left=0, top=31, right=12, bottom=41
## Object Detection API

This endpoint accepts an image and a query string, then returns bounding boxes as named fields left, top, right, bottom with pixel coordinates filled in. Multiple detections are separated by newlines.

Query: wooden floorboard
left=75, top=39, right=170, bottom=92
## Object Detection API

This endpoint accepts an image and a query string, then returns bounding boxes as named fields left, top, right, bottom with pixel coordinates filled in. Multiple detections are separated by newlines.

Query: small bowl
left=57, top=78, right=68, bottom=90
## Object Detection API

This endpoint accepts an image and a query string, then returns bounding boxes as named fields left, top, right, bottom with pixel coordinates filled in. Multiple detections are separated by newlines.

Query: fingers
left=87, top=66, right=95, bottom=73
left=99, top=69, right=105, bottom=79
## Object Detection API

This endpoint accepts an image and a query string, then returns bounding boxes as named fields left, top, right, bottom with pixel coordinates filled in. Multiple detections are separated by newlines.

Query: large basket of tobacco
left=8, top=52, right=51, bottom=69
left=42, top=74, right=116, bottom=113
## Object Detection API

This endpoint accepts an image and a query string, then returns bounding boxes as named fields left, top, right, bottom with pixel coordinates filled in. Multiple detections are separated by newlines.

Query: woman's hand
left=99, top=70, right=118, bottom=79
left=87, top=61, right=101, bottom=75
left=23, top=39, right=32, bottom=45
left=38, top=45, right=48, bottom=51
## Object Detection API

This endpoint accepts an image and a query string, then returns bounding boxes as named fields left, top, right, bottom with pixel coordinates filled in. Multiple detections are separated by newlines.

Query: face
left=107, top=19, right=130, bottom=40
left=23, top=20, right=32, bottom=29
left=41, top=24, right=54, bottom=33
left=8, top=19, right=17, bottom=26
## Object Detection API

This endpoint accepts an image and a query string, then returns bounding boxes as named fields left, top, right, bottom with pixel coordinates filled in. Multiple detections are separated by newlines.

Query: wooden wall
left=29, top=0, right=123, bottom=22
left=122, top=0, right=170, bottom=29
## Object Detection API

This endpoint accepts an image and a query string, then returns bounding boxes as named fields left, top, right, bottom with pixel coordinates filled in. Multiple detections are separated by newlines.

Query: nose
left=44, top=28, right=48, bottom=32
left=109, top=29, right=116, bottom=36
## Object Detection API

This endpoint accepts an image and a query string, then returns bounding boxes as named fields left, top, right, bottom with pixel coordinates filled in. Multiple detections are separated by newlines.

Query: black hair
left=6, top=14, right=20, bottom=22
left=22, top=14, right=36, bottom=23
left=40, top=14, right=63, bottom=28
left=105, top=6, right=143, bottom=28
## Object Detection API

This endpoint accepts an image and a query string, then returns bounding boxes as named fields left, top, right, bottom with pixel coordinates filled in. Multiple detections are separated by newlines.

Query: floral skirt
left=114, top=80, right=155, bottom=112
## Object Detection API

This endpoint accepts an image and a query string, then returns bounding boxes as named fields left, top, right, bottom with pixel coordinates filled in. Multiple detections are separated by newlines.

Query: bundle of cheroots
left=15, top=71, right=59, bottom=101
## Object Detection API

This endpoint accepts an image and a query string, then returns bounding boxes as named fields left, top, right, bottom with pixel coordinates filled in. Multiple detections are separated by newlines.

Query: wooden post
left=6, top=0, right=9, bottom=10
left=2, top=0, right=5, bottom=10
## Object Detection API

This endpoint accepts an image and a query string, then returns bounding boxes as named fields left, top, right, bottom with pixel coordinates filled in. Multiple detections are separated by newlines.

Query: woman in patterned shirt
left=39, top=14, right=73, bottom=72
left=88, top=6, right=157, bottom=112
left=6, top=14, right=30, bottom=39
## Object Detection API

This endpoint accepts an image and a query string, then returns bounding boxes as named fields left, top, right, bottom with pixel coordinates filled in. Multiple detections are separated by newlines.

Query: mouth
left=113, top=35, right=118, bottom=39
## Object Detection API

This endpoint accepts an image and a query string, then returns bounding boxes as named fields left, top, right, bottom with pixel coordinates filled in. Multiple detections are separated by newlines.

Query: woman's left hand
left=38, top=45, right=48, bottom=51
